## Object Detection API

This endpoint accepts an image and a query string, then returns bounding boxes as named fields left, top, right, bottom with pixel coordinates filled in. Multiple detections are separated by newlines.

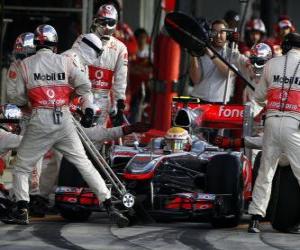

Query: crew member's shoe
left=286, top=223, right=300, bottom=234
left=2, top=207, right=29, bottom=225
left=248, top=215, right=262, bottom=233
left=103, top=199, right=129, bottom=228
left=2, top=200, right=29, bottom=225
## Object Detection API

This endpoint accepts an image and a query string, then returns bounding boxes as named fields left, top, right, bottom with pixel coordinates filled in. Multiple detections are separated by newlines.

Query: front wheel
left=206, top=154, right=243, bottom=228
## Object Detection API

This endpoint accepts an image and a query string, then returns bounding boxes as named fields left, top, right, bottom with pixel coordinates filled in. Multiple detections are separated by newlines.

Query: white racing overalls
left=6, top=61, right=42, bottom=194
left=90, top=36, right=128, bottom=126
left=39, top=125, right=124, bottom=198
left=38, top=45, right=124, bottom=199
left=11, top=48, right=111, bottom=203
left=249, top=49, right=300, bottom=217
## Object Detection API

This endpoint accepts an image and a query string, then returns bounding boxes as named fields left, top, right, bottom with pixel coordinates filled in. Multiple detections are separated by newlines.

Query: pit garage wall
left=122, top=0, right=155, bottom=35
left=123, top=0, right=300, bottom=40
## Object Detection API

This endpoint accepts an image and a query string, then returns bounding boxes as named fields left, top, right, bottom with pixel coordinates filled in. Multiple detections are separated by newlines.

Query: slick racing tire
left=58, top=157, right=87, bottom=187
left=269, top=166, right=300, bottom=232
left=59, top=207, right=92, bottom=222
left=206, top=154, right=243, bottom=228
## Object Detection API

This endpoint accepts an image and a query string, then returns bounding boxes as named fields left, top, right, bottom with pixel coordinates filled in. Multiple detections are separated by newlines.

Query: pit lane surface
left=0, top=214, right=299, bottom=250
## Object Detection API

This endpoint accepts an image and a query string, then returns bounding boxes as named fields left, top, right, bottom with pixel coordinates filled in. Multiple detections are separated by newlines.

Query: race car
left=114, top=133, right=252, bottom=228
left=55, top=97, right=253, bottom=228
left=55, top=97, right=300, bottom=231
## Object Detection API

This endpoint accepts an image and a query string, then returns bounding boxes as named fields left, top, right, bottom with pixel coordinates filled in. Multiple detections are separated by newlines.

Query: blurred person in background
left=128, top=28, right=153, bottom=123
left=223, top=10, right=240, bottom=30
left=189, top=19, right=249, bottom=104
left=266, top=15, right=296, bottom=57
left=239, top=18, right=266, bottom=57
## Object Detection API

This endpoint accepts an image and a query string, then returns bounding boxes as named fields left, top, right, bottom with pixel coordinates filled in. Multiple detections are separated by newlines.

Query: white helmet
left=91, top=4, right=118, bottom=38
left=250, top=43, right=272, bottom=76
left=246, top=18, right=266, bottom=34
left=13, top=32, right=35, bottom=60
left=164, top=127, right=191, bottom=152
left=34, top=24, right=58, bottom=49
left=72, top=33, right=103, bottom=65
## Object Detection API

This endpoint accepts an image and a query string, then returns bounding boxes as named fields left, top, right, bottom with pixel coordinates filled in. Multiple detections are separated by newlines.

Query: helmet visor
left=250, top=56, right=266, bottom=67
left=165, top=139, right=186, bottom=152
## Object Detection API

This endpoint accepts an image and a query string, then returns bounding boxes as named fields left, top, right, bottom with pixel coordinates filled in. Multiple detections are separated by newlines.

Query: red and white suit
left=249, top=49, right=300, bottom=217
left=89, top=36, right=128, bottom=125
left=10, top=48, right=111, bottom=203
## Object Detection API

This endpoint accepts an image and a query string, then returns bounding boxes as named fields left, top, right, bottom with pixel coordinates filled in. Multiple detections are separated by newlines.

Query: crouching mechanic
left=3, top=24, right=128, bottom=226
left=247, top=32, right=300, bottom=234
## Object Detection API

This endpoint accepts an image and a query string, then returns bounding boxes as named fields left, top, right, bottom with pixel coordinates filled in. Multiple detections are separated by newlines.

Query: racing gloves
left=122, top=122, right=151, bottom=135
left=117, top=99, right=126, bottom=111
left=214, top=135, right=244, bottom=149
left=111, top=99, right=125, bottom=126
left=80, top=108, right=94, bottom=128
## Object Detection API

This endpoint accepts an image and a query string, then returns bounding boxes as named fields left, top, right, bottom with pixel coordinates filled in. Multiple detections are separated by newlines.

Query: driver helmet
left=249, top=43, right=272, bottom=76
left=164, top=127, right=191, bottom=153
left=13, top=32, right=35, bottom=60
left=0, top=104, right=22, bottom=133
left=71, top=33, right=103, bottom=65
left=34, top=24, right=58, bottom=49
left=91, top=4, right=118, bottom=39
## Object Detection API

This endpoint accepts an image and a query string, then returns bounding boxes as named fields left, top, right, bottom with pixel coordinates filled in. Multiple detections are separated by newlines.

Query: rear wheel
left=58, top=207, right=92, bottom=221
left=206, top=154, right=243, bottom=228
left=269, top=166, right=300, bottom=232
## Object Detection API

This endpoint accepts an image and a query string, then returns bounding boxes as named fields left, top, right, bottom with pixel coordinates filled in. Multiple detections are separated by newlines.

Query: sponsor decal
left=46, top=89, right=55, bottom=99
left=95, top=69, right=104, bottom=80
left=218, top=106, right=244, bottom=118
left=33, top=72, right=65, bottom=81
left=273, top=75, right=300, bottom=85
left=9, top=70, right=17, bottom=79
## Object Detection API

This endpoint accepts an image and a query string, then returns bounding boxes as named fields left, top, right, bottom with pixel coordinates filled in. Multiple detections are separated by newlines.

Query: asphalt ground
left=0, top=213, right=299, bottom=250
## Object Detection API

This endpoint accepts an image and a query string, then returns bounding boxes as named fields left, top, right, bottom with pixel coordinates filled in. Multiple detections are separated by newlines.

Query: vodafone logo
left=279, top=91, right=288, bottom=101
left=95, top=69, right=104, bottom=80
left=218, top=106, right=243, bottom=118
left=46, top=89, right=55, bottom=99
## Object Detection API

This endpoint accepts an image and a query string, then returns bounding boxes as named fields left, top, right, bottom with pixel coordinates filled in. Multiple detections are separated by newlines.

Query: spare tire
left=206, top=154, right=243, bottom=228
left=269, top=166, right=300, bottom=232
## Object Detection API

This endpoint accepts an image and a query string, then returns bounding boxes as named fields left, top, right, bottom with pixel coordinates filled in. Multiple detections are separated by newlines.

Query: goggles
left=249, top=56, right=267, bottom=67
left=96, top=18, right=117, bottom=27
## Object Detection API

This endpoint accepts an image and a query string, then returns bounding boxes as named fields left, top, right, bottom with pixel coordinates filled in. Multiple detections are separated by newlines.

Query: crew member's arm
left=254, top=62, right=269, bottom=106
left=67, top=57, right=93, bottom=110
left=0, top=129, right=22, bottom=154
left=7, top=61, right=28, bottom=106
left=82, top=122, right=151, bottom=142
left=83, top=126, right=123, bottom=142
